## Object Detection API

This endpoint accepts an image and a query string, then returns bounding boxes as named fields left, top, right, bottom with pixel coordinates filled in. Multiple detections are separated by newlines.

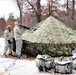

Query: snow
left=0, top=38, right=51, bottom=75
left=0, top=38, right=76, bottom=75
left=0, top=38, right=5, bottom=55
left=0, top=0, right=19, bottom=20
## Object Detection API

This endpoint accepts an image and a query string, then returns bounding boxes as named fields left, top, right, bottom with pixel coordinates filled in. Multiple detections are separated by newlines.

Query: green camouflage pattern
left=22, top=16, right=76, bottom=56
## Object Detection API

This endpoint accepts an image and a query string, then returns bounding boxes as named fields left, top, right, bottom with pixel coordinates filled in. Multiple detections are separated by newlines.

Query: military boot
left=14, top=55, right=20, bottom=59
left=8, top=53, right=13, bottom=57
left=3, top=54, right=8, bottom=58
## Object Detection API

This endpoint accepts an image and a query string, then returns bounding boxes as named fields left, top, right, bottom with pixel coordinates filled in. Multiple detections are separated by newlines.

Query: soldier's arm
left=4, top=32, right=11, bottom=44
left=4, top=30, right=13, bottom=41
left=16, top=27, right=24, bottom=35
left=4, top=31, right=9, bottom=40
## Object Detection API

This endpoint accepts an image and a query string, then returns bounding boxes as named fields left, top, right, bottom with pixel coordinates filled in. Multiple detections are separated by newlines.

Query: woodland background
left=0, top=0, right=76, bottom=37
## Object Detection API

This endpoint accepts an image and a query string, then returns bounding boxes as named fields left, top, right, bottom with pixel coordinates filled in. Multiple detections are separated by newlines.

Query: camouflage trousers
left=3, top=40, right=13, bottom=55
left=15, top=39, right=22, bottom=56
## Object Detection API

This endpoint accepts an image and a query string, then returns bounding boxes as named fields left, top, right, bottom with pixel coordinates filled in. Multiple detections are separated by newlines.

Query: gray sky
left=0, top=0, right=19, bottom=19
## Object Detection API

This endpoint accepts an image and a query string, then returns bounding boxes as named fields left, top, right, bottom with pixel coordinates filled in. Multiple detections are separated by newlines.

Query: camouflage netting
left=22, top=16, right=76, bottom=57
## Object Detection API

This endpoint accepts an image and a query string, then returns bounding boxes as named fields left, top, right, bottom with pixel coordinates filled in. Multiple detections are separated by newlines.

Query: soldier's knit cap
left=6, top=25, right=11, bottom=29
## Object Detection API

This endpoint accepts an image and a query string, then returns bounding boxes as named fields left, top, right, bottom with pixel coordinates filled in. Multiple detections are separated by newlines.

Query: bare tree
left=15, top=0, right=24, bottom=23
left=0, top=18, right=6, bottom=36
left=47, top=0, right=51, bottom=16
left=26, top=0, right=41, bottom=23
left=36, top=0, right=41, bottom=22
left=15, top=0, right=41, bottom=23
left=67, top=0, right=69, bottom=15
left=72, top=0, right=75, bottom=19
left=47, top=0, right=53, bottom=16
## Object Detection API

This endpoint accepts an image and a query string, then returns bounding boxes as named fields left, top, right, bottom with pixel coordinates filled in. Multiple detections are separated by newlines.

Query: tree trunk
left=16, top=0, right=22, bottom=23
left=67, top=0, right=69, bottom=15
left=20, top=10, right=22, bottom=23
left=48, top=1, right=51, bottom=16
left=26, top=0, right=41, bottom=23
left=50, top=0, right=53, bottom=15
left=36, top=0, right=41, bottom=23
left=71, top=0, right=75, bottom=20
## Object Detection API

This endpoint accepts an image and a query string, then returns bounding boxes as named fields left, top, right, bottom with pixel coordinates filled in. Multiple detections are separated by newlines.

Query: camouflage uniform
left=3, top=29, right=13, bottom=56
left=14, top=25, right=24, bottom=57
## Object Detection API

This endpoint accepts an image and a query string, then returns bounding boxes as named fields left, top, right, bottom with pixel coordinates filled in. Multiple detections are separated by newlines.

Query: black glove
left=8, top=40, right=11, bottom=44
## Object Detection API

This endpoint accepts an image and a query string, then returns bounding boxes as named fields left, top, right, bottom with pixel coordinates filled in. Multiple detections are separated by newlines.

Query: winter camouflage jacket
left=4, top=29, right=13, bottom=42
left=14, top=25, right=24, bottom=40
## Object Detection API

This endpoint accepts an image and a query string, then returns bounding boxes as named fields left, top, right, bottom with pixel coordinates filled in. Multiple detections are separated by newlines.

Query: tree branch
left=26, top=0, right=38, bottom=15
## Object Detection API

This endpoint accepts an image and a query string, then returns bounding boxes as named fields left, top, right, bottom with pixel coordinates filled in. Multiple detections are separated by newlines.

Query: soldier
left=3, top=25, right=13, bottom=57
left=14, top=21, right=24, bottom=58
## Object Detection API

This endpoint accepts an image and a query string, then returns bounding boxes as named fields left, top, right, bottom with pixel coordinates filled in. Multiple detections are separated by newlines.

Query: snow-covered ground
left=0, top=38, right=51, bottom=75
left=0, top=38, right=5, bottom=54
left=0, top=38, right=76, bottom=75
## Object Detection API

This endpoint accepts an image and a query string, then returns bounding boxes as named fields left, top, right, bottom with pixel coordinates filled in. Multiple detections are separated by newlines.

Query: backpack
left=36, top=54, right=54, bottom=72
left=69, top=56, right=76, bottom=70
left=54, top=60, right=72, bottom=74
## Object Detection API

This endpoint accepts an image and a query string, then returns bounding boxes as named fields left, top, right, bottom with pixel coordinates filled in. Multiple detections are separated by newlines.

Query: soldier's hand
left=8, top=40, right=11, bottom=44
